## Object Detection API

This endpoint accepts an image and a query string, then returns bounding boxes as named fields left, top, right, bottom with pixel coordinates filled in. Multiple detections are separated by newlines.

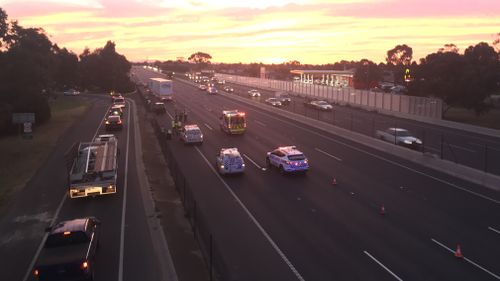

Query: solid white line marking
left=315, top=148, right=342, bottom=161
left=448, top=144, right=476, bottom=153
left=489, top=226, right=500, bottom=235
left=22, top=193, right=68, bottom=281
left=118, top=100, right=132, bottom=281
left=243, top=153, right=265, bottom=170
left=204, top=123, right=213, bottom=130
left=23, top=101, right=110, bottom=281
left=431, top=238, right=500, bottom=280
left=195, top=147, right=306, bottom=281
left=220, top=98, right=500, bottom=205
left=364, top=251, right=403, bottom=281
left=255, top=120, right=267, bottom=127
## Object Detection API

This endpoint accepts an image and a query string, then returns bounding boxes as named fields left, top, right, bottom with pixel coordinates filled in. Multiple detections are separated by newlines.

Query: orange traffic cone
left=380, top=205, right=386, bottom=215
left=332, top=178, right=337, bottom=186
left=455, top=244, right=463, bottom=258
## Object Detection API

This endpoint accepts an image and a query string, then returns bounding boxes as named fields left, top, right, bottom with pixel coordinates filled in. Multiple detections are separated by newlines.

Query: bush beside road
left=0, top=97, right=90, bottom=211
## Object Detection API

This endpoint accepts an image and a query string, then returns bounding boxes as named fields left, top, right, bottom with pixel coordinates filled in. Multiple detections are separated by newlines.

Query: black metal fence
left=138, top=85, right=228, bottom=281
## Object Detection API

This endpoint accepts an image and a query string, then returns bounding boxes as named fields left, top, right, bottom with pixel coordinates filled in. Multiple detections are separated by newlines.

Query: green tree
left=188, top=51, right=212, bottom=64
left=438, top=44, right=459, bottom=53
left=415, top=42, right=499, bottom=114
left=353, top=59, right=381, bottom=89
left=386, top=44, right=413, bottom=66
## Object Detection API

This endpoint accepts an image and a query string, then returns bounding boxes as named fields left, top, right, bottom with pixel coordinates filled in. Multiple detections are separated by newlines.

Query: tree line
left=154, top=41, right=499, bottom=115
left=0, top=8, right=133, bottom=134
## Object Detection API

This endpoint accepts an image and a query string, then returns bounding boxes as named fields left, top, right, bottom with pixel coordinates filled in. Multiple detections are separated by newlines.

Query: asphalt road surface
left=218, top=80, right=500, bottom=176
left=132, top=66, right=500, bottom=281
left=0, top=94, right=170, bottom=281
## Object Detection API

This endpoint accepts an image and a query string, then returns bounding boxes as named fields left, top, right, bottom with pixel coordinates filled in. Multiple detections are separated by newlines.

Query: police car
left=216, top=148, right=245, bottom=175
left=266, top=146, right=309, bottom=174
left=180, top=124, right=203, bottom=144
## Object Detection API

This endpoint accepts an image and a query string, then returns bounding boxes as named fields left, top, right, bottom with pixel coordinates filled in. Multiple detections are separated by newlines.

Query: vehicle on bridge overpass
left=68, top=135, right=118, bottom=198
left=220, top=110, right=246, bottom=134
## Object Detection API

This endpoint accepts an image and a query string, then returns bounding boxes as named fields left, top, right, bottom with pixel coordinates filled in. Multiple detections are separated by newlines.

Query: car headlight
left=416, top=140, right=422, bottom=144
left=403, top=140, right=412, bottom=144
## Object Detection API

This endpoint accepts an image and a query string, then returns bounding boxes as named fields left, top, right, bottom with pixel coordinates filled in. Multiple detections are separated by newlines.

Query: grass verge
left=444, top=108, right=500, bottom=130
left=0, top=97, right=90, bottom=209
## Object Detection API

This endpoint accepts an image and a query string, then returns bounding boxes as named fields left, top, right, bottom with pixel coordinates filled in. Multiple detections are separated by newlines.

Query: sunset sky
left=1, top=0, right=499, bottom=64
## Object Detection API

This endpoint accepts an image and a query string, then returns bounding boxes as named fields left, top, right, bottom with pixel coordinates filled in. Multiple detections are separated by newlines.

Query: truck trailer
left=68, top=134, right=118, bottom=198
left=148, top=77, right=174, bottom=101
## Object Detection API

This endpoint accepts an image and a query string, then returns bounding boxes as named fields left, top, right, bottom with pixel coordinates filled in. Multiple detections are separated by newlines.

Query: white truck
left=148, top=77, right=174, bottom=101
left=68, top=134, right=118, bottom=198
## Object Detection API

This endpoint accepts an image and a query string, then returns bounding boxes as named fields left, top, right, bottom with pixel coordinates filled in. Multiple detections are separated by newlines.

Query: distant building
left=290, top=69, right=355, bottom=87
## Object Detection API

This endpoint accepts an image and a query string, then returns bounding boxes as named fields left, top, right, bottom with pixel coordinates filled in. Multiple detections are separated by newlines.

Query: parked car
left=375, top=127, right=422, bottom=150
left=180, top=124, right=203, bottom=144
left=215, top=147, right=245, bottom=175
left=32, top=217, right=101, bottom=281
left=266, top=146, right=309, bottom=174
left=265, top=98, right=282, bottom=107
left=306, top=100, right=333, bottom=111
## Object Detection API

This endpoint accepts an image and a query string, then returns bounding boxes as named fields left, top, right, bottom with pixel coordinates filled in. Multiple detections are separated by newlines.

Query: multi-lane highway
left=217, top=81, right=500, bottom=176
left=133, top=66, right=500, bottom=281
left=0, top=95, right=174, bottom=281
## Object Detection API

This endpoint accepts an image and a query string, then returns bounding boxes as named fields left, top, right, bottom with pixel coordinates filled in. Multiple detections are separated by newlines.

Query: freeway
left=220, top=81, right=500, bottom=176
left=133, top=66, right=500, bottom=281
left=0, top=95, right=172, bottom=281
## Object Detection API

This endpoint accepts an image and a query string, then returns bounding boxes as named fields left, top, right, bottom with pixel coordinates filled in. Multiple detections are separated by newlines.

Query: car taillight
left=118, top=120, right=122, bottom=124
left=105, top=121, right=110, bottom=124
left=81, top=261, right=89, bottom=270
left=33, top=269, right=39, bottom=276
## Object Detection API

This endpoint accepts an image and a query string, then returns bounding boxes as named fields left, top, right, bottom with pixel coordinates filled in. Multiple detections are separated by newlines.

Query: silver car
left=265, top=98, right=282, bottom=107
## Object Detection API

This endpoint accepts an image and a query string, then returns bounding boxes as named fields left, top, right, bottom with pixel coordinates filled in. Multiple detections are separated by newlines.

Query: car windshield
left=288, top=154, right=305, bottom=161
left=317, top=101, right=328, bottom=105
left=45, top=231, right=89, bottom=248
left=108, top=116, right=120, bottom=122
left=114, top=98, right=124, bottom=103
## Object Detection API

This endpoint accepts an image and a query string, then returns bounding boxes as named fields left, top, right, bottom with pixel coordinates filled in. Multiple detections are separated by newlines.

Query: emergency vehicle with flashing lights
left=32, top=217, right=101, bottom=281
left=68, top=135, right=118, bottom=198
left=215, top=147, right=245, bottom=175
left=180, top=124, right=204, bottom=144
left=266, top=146, right=309, bottom=174
left=219, top=110, right=246, bottom=134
